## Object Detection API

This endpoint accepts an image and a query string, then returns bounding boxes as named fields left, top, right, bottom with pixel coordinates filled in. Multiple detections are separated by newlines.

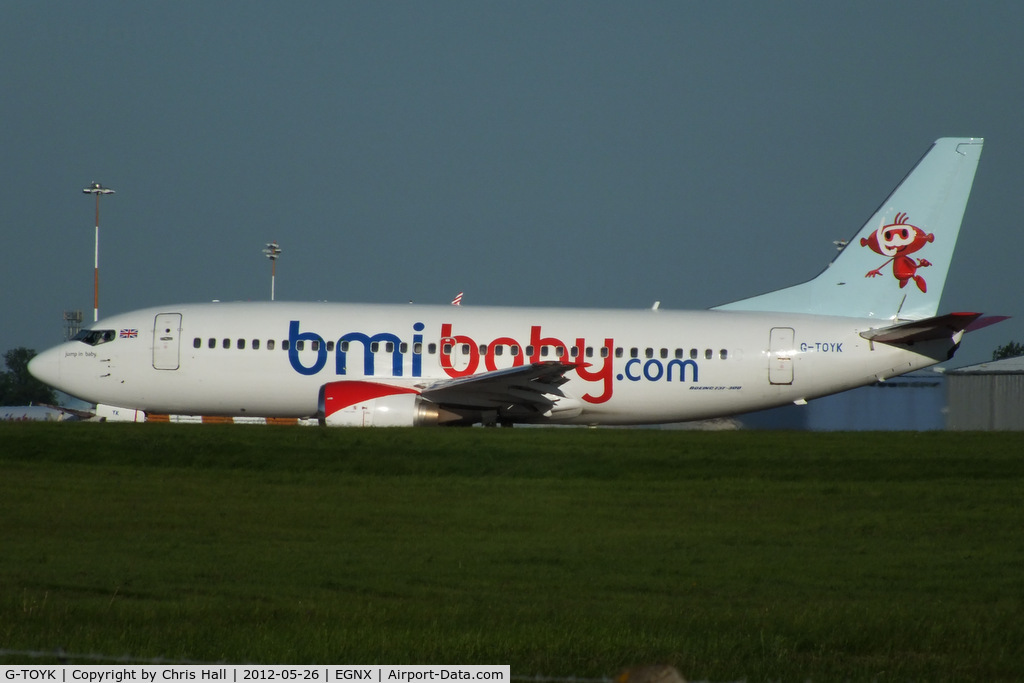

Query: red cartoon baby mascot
left=860, top=212, right=934, bottom=293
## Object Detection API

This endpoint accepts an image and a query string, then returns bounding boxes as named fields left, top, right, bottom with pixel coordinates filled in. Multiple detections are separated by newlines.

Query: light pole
left=263, top=241, right=282, bottom=300
left=82, top=182, right=115, bottom=322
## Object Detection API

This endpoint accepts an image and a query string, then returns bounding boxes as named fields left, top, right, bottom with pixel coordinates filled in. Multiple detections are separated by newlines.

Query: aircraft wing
left=420, top=360, right=583, bottom=418
left=859, top=312, right=983, bottom=344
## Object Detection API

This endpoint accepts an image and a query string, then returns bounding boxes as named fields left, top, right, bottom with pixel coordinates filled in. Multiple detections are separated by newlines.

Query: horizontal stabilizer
left=859, top=312, right=982, bottom=344
left=965, top=315, right=1011, bottom=333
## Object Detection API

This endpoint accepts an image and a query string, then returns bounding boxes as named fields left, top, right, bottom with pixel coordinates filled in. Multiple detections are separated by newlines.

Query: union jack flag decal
left=119, top=329, right=138, bottom=339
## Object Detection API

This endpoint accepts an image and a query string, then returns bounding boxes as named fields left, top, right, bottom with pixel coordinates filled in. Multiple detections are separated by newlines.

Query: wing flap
left=421, top=361, right=582, bottom=416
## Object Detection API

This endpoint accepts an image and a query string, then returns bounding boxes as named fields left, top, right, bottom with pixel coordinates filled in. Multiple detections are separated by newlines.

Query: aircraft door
left=439, top=338, right=468, bottom=375
left=153, top=313, right=182, bottom=370
left=769, top=327, right=794, bottom=385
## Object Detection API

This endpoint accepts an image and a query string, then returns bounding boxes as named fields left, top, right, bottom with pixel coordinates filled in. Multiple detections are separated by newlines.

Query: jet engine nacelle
left=318, top=381, right=471, bottom=427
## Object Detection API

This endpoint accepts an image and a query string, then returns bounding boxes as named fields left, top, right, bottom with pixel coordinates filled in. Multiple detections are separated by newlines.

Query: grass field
left=1, top=424, right=1022, bottom=680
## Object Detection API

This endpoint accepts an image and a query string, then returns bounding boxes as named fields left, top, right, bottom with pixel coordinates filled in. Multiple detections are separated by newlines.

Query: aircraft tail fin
left=713, top=137, right=983, bottom=320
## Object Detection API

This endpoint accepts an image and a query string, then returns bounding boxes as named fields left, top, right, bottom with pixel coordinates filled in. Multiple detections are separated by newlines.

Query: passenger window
left=252, top=339, right=260, bottom=350
left=208, top=338, right=216, bottom=349
left=326, top=341, right=334, bottom=352
left=282, top=340, right=290, bottom=351
left=675, top=349, right=683, bottom=359
left=237, top=339, right=245, bottom=350
left=645, top=348, right=654, bottom=359
left=193, top=338, right=201, bottom=349
left=267, top=340, right=275, bottom=351
left=428, top=343, right=437, bottom=354
left=370, top=342, right=379, bottom=353
left=311, top=341, right=319, bottom=351
left=690, top=349, right=698, bottom=360
left=705, top=349, right=713, bottom=360
left=494, top=345, right=504, bottom=357
left=222, top=338, right=231, bottom=349
left=630, top=348, right=639, bottom=359
left=615, top=347, right=623, bottom=358
left=720, top=349, right=728, bottom=360
left=511, top=345, right=519, bottom=357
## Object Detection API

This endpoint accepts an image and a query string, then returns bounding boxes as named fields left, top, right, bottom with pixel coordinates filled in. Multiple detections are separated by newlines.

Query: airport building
left=740, top=357, right=1024, bottom=431
left=945, top=356, right=1024, bottom=431
left=739, top=371, right=946, bottom=431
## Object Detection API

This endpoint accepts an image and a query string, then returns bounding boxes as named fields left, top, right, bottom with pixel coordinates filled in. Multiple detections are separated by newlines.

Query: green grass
left=1, top=424, right=1023, bottom=680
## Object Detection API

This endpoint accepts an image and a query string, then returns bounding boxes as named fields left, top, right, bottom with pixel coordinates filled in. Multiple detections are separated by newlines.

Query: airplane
left=0, top=405, right=78, bottom=422
left=30, top=137, right=999, bottom=427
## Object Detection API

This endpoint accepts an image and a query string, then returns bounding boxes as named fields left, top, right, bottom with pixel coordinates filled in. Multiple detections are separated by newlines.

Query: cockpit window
left=72, top=329, right=117, bottom=346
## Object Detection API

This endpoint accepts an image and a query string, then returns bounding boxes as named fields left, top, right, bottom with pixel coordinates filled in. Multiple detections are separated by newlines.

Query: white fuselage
left=30, top=301, right=957, bottom=425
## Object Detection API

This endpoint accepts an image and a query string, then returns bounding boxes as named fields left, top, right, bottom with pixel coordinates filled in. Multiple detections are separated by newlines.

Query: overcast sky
left=3, top=2, right=1022, bottom=369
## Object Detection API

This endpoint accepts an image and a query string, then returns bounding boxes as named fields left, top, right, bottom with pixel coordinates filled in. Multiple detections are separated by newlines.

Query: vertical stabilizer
left=714, top=138, right=983, bottom=320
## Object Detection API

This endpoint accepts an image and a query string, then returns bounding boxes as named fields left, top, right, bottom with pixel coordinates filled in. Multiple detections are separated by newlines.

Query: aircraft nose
left=28, top=346, right=61, bottom=388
